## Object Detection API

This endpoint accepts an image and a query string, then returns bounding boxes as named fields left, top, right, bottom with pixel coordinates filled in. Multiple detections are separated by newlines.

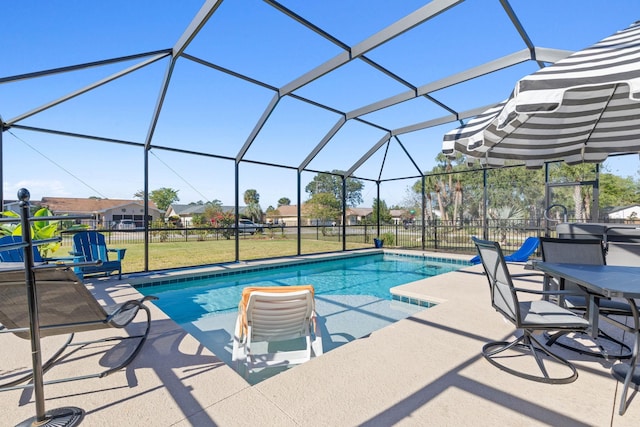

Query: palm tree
left=243, top=189, right=263, bottom=223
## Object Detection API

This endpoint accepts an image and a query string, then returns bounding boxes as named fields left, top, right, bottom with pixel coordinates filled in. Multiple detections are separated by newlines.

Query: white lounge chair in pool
left=231, top=285, right=323, bottom=373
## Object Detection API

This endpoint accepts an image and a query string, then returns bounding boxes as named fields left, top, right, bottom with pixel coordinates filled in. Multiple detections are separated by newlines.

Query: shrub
left=381, top=232, right=395, bottom=247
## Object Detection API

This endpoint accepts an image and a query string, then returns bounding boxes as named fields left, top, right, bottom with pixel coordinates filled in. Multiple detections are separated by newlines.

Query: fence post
left=434, top=219, right=438, bottom=250
left=395, top=224, right=398, bottom=247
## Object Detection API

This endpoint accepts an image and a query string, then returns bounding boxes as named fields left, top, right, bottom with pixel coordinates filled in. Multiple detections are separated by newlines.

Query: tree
left=598, top=172, right=639, bottom=208
left=486, top=166, right=545, bottom=220
left=407, top=151, right=639, bottom=225
left=243, top=189, right=263, bottom=223
left=547, top=163, right=597, bottom=220
left=371, top=198, right=392, bottom=224
left=244, top=189, right=259, bottom=205
left=277, top=197, right=291, bottom=207
left=413, top=153, right=472, bottom=222
left=203, top=200, right=223, bottom=219
left=489, top=205, right=525, bottom=244
left=304, top=192, right=341, bottom=225
left=210, top=210, right=235, bottom=239
left=133, top=188, right=179, bottom=212
left=199, top=200, right=235, bottom=239
left=305, top=170, right=363, bottom=208
left=148, top=188, right=180, bottom=212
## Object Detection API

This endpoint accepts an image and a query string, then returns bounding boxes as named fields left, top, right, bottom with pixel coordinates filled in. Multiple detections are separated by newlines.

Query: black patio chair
left=0, top=265, right=157, bottom=390
left=539, top=237, right=633, bottom=359
left=473, top=237, right=590, bottom=384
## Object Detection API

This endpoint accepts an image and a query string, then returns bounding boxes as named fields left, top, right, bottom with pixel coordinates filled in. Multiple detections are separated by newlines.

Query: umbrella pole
left=15, top=189, right=84, bottom=427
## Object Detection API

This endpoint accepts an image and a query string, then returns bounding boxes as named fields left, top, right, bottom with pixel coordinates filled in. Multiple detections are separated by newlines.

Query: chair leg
left=0, top=333, right=74, bottom=389
left=612, top=297, right=640, bottom=415
left=483, top=331, right=579, bottom=384
left=49, top=303, right=153, bottom=379
left=545, top=329, right=632, bottom=360
left=0, top=305, right=153, bottom=392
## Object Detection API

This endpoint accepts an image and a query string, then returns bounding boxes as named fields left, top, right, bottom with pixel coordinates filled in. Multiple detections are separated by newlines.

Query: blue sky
left=1, top=0, right=638, bottom=209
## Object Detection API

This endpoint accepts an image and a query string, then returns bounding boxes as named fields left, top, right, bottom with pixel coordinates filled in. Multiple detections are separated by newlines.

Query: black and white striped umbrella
left=442, top=20, right=640, bottom=168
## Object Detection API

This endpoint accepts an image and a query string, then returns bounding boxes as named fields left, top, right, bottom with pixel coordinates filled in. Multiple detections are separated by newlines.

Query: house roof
left=272, top=205, right=298, bottom=217
left=390, top=209, right=408, bottom=217
left=40, top=197, right=160, bottom=214
left=168, top=204, right=207, bottom=216
left=168, top=204, right=248, bottom=216
left=273, top=205, right=379, bottom=217
left=346, top=208, right=373, bottom=216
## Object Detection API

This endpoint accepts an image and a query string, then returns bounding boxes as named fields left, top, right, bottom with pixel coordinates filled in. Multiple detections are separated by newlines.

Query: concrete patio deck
left=2, top=251, right=639, bottom=426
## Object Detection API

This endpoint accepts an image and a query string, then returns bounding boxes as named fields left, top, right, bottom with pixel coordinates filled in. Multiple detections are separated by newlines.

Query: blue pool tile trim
left=389, top=251, right=472, bottom=266
left=391, top=294, right=436, bottom=308
left=133, top=252, right=469, bottom=290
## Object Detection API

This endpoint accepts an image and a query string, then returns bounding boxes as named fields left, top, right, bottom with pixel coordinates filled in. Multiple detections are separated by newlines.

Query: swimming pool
left=134, top=253, right=465, bottom=382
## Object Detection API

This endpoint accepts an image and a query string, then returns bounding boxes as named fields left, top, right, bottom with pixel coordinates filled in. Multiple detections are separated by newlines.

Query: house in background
left=268, top=204, right=332, bottom=226
left=345, top=207, right=372, bottom=225
left=268, top=204, right=342, bottom=227
left=268, top=205, right=376, bottom=227
left=390, top=209, right=410, bottom=225
left=40, top=197, right=162, bottom=229
left=268, top=205, right=302, bottom=227
left=165, top=204, right=206, bottom=227
left=2, top=199, right=21, bottom=215
left=606, top=205, right=640, bottom=221
left=165, top=204, right=248, bottom=227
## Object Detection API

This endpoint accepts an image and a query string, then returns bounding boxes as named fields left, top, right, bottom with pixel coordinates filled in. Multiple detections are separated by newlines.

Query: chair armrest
left=42, top=255, right=78, bottom=264
left=67, top=252, right=91, bottom=269
left=69, top=251, right=85, bottom=261
left=310, top=311, right=321, bottom=337
left=106, top=295, right=158, bottom=327
left=513, top=287, right=585, bottom=297
left=107, top=248, right=126, bottom=261
left=511, top=272, right=546, bottom=278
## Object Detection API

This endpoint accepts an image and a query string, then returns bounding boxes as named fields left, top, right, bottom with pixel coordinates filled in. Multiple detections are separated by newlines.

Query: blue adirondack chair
left=72, top=231, right=126, bottom=279
left=0, top=235, right=74, bottom=264
left=470, top=236, right=540, bottom=265
left=0, top=235, right=45, bottom=263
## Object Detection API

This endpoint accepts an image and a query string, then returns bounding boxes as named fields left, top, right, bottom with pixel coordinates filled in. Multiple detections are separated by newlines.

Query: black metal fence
left=58, top=218, right=550, bottom=256
left=58, top=216, right=640, bottom=258
left=52, top=217, right=640, bottom=274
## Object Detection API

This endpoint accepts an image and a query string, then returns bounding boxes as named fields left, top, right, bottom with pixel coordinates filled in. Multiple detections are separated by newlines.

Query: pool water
left=135, top=253, right=463, bottom=382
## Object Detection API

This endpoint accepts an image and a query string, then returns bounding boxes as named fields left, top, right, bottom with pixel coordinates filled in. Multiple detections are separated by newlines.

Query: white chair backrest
left=246, top=289, right=314, bottom=342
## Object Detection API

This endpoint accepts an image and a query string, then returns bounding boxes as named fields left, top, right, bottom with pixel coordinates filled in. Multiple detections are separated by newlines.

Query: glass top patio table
left=533, top=263, right=640, bottom=298
left=533, top=262, right=640, bottom=416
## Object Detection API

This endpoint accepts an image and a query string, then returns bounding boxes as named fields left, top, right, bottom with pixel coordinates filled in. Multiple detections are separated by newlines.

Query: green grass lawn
left=58, top=237, right=370, bottom=274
